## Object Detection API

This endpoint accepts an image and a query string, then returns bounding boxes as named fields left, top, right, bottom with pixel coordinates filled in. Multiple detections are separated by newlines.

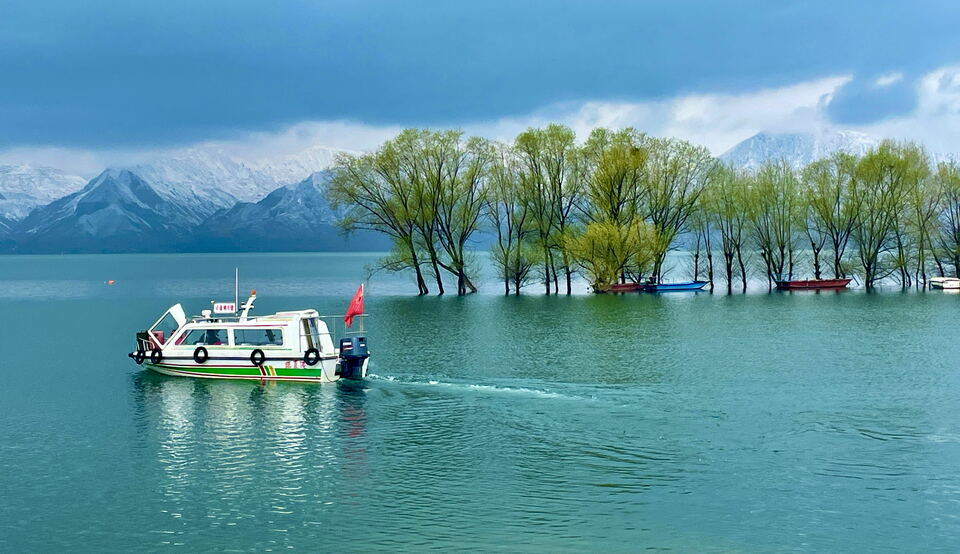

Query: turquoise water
left=2, top=253, right=960, bottom=551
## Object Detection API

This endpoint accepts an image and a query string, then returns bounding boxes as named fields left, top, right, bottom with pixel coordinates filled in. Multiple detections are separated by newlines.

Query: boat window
left=235, top=328, right=284, bottom=346
left=308, top=318, right=322, bottom=348
left=182, top=328, right=228, bottom=346
left=302, top=319, right=314, bottom=349
left=151, top=312, right=181, bottom=345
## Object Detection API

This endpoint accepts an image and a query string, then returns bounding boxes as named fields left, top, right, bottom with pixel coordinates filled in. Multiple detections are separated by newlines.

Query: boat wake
left=367, top=374, right=590, bottom=401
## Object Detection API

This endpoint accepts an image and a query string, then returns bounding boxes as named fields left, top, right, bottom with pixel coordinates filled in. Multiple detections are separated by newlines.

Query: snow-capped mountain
left=129, top=144, right=348, bottom=204
left=0, top=164, right=87, bottom=220
left=192, top=171, right=390, bottom=252
left=254, top=145, right=346, bottom=188
left=6, top=144, right=354, bottom=253
left=720, top=130, right=880, bottom=170
left=16, top=169, right=212, bottom=253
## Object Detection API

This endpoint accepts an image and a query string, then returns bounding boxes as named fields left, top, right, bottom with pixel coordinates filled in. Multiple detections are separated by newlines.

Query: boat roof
left=185, top=309, right=319, bottom=327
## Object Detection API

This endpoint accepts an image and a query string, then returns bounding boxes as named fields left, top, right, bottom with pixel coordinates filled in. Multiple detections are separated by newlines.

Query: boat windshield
left=150, top=312, right=181, bottom=346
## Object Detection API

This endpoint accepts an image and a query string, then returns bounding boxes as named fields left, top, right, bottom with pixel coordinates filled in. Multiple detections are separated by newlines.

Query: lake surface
left=2, top=252, right=960, bottom=552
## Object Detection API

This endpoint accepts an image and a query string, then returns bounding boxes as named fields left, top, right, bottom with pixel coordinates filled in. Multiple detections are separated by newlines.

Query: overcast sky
left=3, top=0, right=960, bottom=174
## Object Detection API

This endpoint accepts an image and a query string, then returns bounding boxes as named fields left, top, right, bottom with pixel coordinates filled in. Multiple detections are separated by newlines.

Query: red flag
left=344, top=284, right=364, bottom=327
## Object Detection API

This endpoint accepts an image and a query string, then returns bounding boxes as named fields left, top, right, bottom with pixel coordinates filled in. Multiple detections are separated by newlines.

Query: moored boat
left=643, top=281, right=708, bottom=292
left=775, top=278, right=852, bottom=290
left=929, top=276, right=960, bottom=289
left=603, top=282, right=644, bottom=293
left=127, top=288, right=369, bottom=383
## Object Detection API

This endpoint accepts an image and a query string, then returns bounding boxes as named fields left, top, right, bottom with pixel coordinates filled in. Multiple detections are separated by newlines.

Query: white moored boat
left=929, top=276, right=960, bottom=289
left=128, top=289, right=369, bottom=383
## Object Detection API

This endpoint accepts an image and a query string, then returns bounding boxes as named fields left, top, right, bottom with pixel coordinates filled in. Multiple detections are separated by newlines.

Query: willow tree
left=904, top=168, right=943, bottom=286
left=515, top=124, right=582, bottom=294
left=801, top=152, right=860, bottom=279
left=328, top=149, right=430, bottom=295
left=936, top=162, right=960, bottom=275
left=394, top=129, right=446, bottom=293
left=329, top=129, right=490, bottom=296
left=429, top=135, right=492, bottom=295
left=578, top=128, right=648, bottom=226
left=486, top=143, right=537, bottom=295
left=748, top=161, right=801, bottom=285
left=577, top=127, right=650, bottom=283
left=704, top=164, right=750, bottom=292
left=564, top=221, right=659, bottom=291
left=851, top=141, right=929, bottom=288
left=642, top=138, right=713, bottom=282
left=689, top=196, right=715, bottom=286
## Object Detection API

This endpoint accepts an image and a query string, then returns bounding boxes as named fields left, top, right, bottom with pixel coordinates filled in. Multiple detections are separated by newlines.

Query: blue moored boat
left=643, top=280, right=708, bottom=292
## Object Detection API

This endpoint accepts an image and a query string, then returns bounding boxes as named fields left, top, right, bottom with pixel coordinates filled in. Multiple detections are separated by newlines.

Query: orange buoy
left=107, top=280, right=116, bottom=285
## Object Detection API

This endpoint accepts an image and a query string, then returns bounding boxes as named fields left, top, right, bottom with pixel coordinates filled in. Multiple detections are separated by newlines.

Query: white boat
left=929, top=276, right=960, bottom=289
left=128, top=290, right=369, bottom=383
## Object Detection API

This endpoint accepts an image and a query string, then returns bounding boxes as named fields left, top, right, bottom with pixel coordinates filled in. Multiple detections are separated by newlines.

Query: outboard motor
left=338, top=336, right=369, bottom=380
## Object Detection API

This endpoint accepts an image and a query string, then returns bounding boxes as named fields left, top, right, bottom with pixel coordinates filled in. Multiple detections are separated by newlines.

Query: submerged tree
left=936, top=162, right=960, bottom=275
left=801, top=152, right=860, bottom=279
left=515, top=124, right=582, bottom=295
left=329, top=129, right=490, bottom=296
left=328, top=149, right=430, bottom=295
left=564, top=221, right=659, bottom=291
left=748, top=161, right=801, bottom=286
left=642, top=138, right=713, bottom=282
left=486, top=143, right=537, bottom=295
left=704, top=164, right=750, bottom=292
left=850, top=141, right=929, bottom=288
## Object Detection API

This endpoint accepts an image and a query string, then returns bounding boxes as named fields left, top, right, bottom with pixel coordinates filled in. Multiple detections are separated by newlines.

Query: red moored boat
left=604, top=282, right=643, bottom=293
left=775, top=278, right=852, bottom=290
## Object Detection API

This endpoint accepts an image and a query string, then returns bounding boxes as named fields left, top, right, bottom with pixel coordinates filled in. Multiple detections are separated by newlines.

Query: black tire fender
left=193, top=346, right=209, bottom=364
left=133, top=350, right=146, bottom=364
left=303, top=348, right=321, bottom=366
left=250, top=349, right=266, bottom=366
left=150, top=348, right=163, bottom=364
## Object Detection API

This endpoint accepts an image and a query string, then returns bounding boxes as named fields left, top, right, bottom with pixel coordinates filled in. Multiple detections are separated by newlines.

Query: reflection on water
left=129, top=372, right=372, bottom=546
left=5, top=253, right=960, bottom=551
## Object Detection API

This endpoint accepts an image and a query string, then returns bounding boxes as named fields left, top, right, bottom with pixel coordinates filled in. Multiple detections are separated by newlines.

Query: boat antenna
left=234, top=268, right=239, bottom=315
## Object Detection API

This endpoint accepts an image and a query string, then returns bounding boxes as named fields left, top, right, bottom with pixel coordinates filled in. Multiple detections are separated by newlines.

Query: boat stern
left=337, top=336, right=369, bottom=380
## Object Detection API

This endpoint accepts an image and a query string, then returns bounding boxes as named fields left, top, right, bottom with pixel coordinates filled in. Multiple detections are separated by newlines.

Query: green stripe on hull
left=144, top=362, right=333, bottom=382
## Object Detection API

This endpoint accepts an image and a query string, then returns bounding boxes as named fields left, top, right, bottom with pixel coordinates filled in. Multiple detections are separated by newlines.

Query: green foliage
left=564, top=221, right=661, bottom=291
left=333, top=126, right=960, bottom=295
left=850, top=140, right=930, bottom=287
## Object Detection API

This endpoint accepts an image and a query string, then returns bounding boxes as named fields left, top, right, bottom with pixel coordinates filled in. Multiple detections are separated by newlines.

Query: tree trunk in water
left=413, top=263, right=429, bottom=296
left=543, top=248, right=552, bottom=295
left=707, top=250, right=714, bottom=289
left=833, top=243, right=844, bottom=279
left=812, top=244, right=822, bottom=280
left=725, top=254, right=734, bottom=294
left=461, top=271, right=477, bottom=295
left=693, top=237, right=701, bottom=281
left=431, top=259, right=444, bottom=295
left=737, top=249, right=748, bottom=293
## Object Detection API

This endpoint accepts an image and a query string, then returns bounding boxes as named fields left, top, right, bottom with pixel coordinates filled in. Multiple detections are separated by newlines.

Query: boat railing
left=297, top=314, right=367, bottom=353
left=318, top=314, right=368, bottom=340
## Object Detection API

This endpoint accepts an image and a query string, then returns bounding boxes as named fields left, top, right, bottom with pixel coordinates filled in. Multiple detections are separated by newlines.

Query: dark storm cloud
left=826, top=74, right=918, bottom=125
left=1, top=0, right=959, bottom=148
